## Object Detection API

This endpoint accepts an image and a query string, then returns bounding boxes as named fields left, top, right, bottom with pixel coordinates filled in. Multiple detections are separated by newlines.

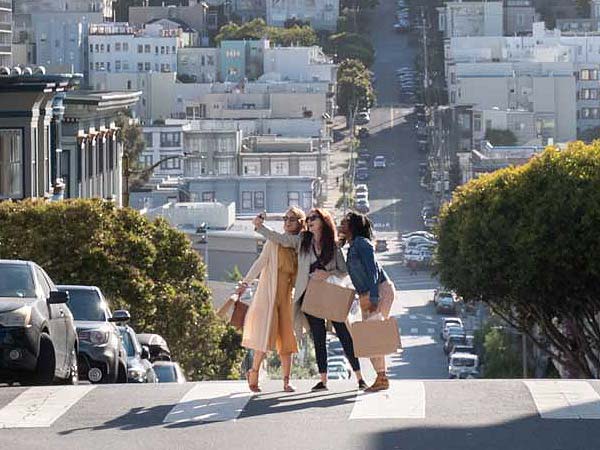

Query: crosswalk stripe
left=0, top=385, right=95, bottom=428
left=524, top=380, right=600, bottom=419
left=350, top=380, right=425, bottom=419
left=163, top=381, right=252, bottom=424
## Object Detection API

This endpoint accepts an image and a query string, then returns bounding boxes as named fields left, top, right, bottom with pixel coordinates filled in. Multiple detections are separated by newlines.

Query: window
left=115, top=42, right=121, bottom=51
left=90, top=44, right=93, bottom=53
left=161, top=46, right=165, bottom=54
left=137, top=62, right=144, bottom=71
left=145, top=62, right=151, bottom=71
left=160, top=132, right=181, bottom=147
left=271, top=160, right=289, bottom=176
left=160, top=158, right=181, bottom=170
left=243, top=160, right=260, bottom=176
left=145, top=44, right=151, bottom=53
left=34, top=268, right=51, bottom=300
left=474, top=115, right=482, bottom=132
left=138, top=44, right=143, bottom=53
left=107, top=44, right=111, bottom=52
left=0, top=129, right=23, bottom=199
left=202, top=191, right=215, bottom=202
left=254, top=192, right=265, bottom=209
left=207, top=55, right=214, bottom=65
left=140, top=155, right=153, bottom=167
left=143, top=132, right=153, bottom=147
left=302, top=192, right=312, bottom=210
left=123, top=61, right=130, bottom=71
left=217, top=160, right=232, bottom=175
left=115, top=60, right=121, bottom=71
left=123, top=42, right=129, bottom=51
left=299, top=160, right=317, bottom=176
left=106, top=62, right=111, bottom=72
left=100, top=44, right=104, bottom=52
left=241, top=191, right=252, bottom=210
left=287, top=192, right=300, bottom=207
left=127, top=80, right=132, bottom=90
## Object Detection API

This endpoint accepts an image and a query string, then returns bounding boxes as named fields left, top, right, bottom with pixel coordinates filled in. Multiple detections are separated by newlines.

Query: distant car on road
left=442, top=324, right=465, bottom=341
left=448, top=353, right=479, bottom=378
left=373, top=156, right=386, bottom=168
left=355, top=184, right=369, bottom=195
left=355, top=191, right=369, bottom=202
left=118, top=324, right=157, bottom=383
left=137, top=333, right=171, bottom=363
left=354, top=199, right=370, bottom=213
left=355, top=168, right=369, bottom=181
left=375, top=239, right=389, bottom=252
left=436, top=296, right=457, bottom=314
left=357, top=127, right=370, bottom=138
left=58, top=285, right=128, bottom=384
left=153, top=361, right=186, bottom=383
left=355, top=111, right=370, bottom=125
left=0, top=260, right=78, bottom=385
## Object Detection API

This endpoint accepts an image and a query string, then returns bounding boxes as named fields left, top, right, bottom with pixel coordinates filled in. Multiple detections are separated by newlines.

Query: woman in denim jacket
left=341, top=211, right=396, bottom=392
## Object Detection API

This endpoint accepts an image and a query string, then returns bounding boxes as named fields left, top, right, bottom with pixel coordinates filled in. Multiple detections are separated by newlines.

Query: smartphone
left=258, top=211, right=267, bottom=220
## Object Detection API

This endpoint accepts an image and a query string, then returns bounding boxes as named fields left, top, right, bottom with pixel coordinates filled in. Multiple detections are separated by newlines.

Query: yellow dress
left=268, top=245, right=299, bottom=354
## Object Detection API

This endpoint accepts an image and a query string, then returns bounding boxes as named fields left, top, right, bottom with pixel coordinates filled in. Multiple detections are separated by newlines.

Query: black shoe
left=358, top=379, right=368, bottom=390
left=311, top=381, right=328, bottom=392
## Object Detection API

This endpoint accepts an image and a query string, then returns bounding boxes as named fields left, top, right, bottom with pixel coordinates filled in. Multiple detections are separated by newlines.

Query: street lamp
left=122, top=152, right=191, bottom=207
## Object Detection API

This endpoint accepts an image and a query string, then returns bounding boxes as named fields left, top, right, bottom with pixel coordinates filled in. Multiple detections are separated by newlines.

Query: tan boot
left=365, top=374, right=389, bottom=393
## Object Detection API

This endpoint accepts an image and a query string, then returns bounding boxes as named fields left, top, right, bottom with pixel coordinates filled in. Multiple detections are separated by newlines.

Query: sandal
left=283, top=376, right=296, bottom=393
left=246, top=369, right=261, bottom=393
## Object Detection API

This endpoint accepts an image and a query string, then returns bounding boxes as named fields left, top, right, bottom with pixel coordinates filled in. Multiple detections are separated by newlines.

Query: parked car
left=444, top=334, right=468, bottom=354
left=448, top=353, right=479, bottom=378
left=436, top=296, right=457, bottom=314
left=357, top=127, right=370, bottom=138
left=137, top=333, right=171, bottom=362
left=355, top=199, right=370, bottom=213
left=434, top=290, right=455, bottom=306
left=373, top=156, right=387, bottom=168
left=402, top=230, right=435, bottom=240
left=375, top=239, right=389, bottom=253
left=448, top=344, right=476, bottom=361
left=440, top=317, right=463, bottom=329
left=442, top=324, right=465, bottom=342
left=355, top=184, right=369, bottom=195
left=355, top=191, right=369, bottom=202
left=118, top=324, right=157, bottom=383
left=356, top=168, right=369, bottom=181
left=0, top=260, right=78, bottom=385
left=153, top=361, right=186, bottom=383
left=355, top=111, right=370, bottom=125
left=58, top=285, right=128, bottom=384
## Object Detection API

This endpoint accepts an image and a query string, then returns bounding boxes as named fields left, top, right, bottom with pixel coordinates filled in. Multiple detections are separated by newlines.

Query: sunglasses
left=282, top=216, right=299, bottom=222
left=307, top=214, right=321, bottom=222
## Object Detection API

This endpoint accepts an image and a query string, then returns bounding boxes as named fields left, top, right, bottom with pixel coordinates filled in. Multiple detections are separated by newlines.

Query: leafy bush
left=0, top=199, right=243, bottom=380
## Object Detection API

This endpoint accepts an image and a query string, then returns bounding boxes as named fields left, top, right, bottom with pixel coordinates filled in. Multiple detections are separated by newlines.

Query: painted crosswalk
left=0, top=380, right=599, bottom=430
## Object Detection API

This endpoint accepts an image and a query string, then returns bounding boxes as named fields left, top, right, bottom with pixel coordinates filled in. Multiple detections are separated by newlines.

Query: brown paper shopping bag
left=301, top=278, right=356, bottom=322
left=350, top=318, right=401, bottom=358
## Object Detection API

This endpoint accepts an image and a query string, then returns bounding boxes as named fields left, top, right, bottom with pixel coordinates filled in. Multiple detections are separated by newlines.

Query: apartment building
left=437, top=1, right=504, bottom=38
left=141, top=124, right=185, bottom=178
left=177, top=47, right=218, bottom=82
left=557, top=0, right=600, bottom=33
left=88, top=22, right=185, bottom=90
left=262, top=46, right=336, bottom=82
left=182, top=126, right=242, bottom=177
left=0, top=0, right=10, bottom=67
left=266, top=0, right=339, bottom=31
left=504, top=0, right=537, bottom=36
left=444, top=22, right=600, bottom=137
left=13, top=0, right=112, bottom=17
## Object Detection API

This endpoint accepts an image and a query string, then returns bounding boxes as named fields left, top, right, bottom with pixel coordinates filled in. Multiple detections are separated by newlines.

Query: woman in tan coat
left=238, top=207, right=306, bottom=393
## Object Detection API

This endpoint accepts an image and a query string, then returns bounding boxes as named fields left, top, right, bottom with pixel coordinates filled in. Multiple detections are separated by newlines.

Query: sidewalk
left=323, top=115, right=354, bottom=218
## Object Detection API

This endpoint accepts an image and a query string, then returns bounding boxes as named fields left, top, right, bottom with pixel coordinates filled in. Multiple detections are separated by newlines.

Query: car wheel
left=35, top=333, right=56, bottom=385
left=61, top=347, right=79, bottom=385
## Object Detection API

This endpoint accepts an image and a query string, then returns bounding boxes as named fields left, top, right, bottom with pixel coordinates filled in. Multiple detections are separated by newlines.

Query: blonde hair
left=286, top=206, right=307, bottom=231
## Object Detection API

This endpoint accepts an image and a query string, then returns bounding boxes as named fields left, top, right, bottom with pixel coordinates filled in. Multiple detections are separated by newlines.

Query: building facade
left=266, top=0, right=339, bottom=31
left=0, top=0, right=10, bottom=67
left=437, top=1, right=503, bottom=38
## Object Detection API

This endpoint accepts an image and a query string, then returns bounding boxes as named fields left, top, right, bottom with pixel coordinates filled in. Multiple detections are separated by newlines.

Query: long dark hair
left=345, top=211, right=374, bottom=241
left=301, top=208, right=338, bottom=265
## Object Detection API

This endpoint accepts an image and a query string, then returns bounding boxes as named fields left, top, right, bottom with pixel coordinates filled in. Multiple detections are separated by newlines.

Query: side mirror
left=48, top=291, right=69, bottom=304
left=109, top=309, right=131, bottom=323
left=141, top=345, right=150, bottom=360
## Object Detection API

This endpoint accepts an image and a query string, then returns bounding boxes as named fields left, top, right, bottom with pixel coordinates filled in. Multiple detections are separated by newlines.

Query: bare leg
left=281, top=353, right=296, bottom=392
left=247, top=350, right=265, bottom=392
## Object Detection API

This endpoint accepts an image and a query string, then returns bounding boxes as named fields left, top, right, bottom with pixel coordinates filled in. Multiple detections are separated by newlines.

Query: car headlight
left=77, top=330, right=109, bottom=345
left=128, top=368, right=145, bottom=380
left=0, top=306, right=32, bottom=327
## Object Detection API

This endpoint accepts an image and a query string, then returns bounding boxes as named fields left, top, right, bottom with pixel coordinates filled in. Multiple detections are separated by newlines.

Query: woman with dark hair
left=340, top=211, right=396, bottom=392
left=253, top=208, right=366, bottom=392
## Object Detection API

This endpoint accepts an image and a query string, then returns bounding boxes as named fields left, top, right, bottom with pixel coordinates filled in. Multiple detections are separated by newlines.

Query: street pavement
left=2, top=380, right=600, bottom=450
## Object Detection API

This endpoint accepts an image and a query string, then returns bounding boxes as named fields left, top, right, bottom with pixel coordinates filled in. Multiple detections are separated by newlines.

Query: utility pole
left=421, top=8, right=429, bottom=108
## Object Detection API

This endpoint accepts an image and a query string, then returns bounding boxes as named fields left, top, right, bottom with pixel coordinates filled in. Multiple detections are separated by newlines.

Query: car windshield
left=154, top=365, right=177, bottom=382
left=63, top=289, right=107, bottom=322
left=440, top=297, right=454, bottom=305
left=451, top=357, right=476, bottom=367
left=0, top=264, right=36, bottom=298
left=120, top=329, right=138, bottom=357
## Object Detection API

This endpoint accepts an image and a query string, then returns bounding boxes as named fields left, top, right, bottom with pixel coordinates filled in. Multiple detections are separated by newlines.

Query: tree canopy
left=215, top=19, right=317, bottom=46
left=0, top=199, right=243, bottom=380
left=326, top=32, right=375, bottom=67
left=336, top=59, right=374, bottom=118
left=436, top=142, right=600, bottom=377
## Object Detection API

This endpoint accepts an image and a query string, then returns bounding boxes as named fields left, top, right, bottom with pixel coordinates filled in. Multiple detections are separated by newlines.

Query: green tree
left=215, top=19, right=317, bottom=46
left=484, top=128, right=518, bottom=146
left=226, top=265, right=244, bottom=283
left=436, top=142, right=600, bottom=377
left=336, top=59, right=374, bottom=120
left=0, top=199, right=244, bottom=380
left=326, top=32, right=375, bottom=67
left=481, top=327, right=522, bottom=378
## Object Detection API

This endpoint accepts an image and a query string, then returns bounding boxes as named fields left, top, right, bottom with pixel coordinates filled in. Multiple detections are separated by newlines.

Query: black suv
left=0, top=260, right=78, bottom=385
left=58, top=285, right=128, bottom=384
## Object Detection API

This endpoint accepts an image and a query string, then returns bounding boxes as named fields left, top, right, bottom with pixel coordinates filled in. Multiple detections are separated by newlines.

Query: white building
left=0, top=0, right=11, bottom=67
left=177, top=47, right=218, bottom=83
left=14, top=0, right=112, bottom=17
left=437, top=0, right=503, bottom=38
left=261, top=46, right=336, bottom=82
left=266, top=0, right=339, bottom=31
left=444, top=22, right=600, bottom=136
left=88, top=22, right=183, bottom=90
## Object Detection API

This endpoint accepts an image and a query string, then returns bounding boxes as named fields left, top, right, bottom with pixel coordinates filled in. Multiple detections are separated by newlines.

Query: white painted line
left=409, top=315, right=417, bottom=320
left=425, top=316, right=433, bottom=320
left=0, top=385, right=96, bottom=428
left=427, top=328, right=435, bottom=334
left=350, top=380, right=425, bottom=419
left=525, top=380, right=600, bottom=419
left=163, top=381, right=252, bottom=424
left=410, top=328, right=419, bottom=334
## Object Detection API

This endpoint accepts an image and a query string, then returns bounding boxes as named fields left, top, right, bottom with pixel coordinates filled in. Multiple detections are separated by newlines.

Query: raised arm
left=255, top=223, right=301, bottom=250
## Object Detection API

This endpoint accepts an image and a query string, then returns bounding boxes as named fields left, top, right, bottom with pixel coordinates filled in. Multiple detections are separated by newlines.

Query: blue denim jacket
left=346, top=236, right=388, bottom=305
